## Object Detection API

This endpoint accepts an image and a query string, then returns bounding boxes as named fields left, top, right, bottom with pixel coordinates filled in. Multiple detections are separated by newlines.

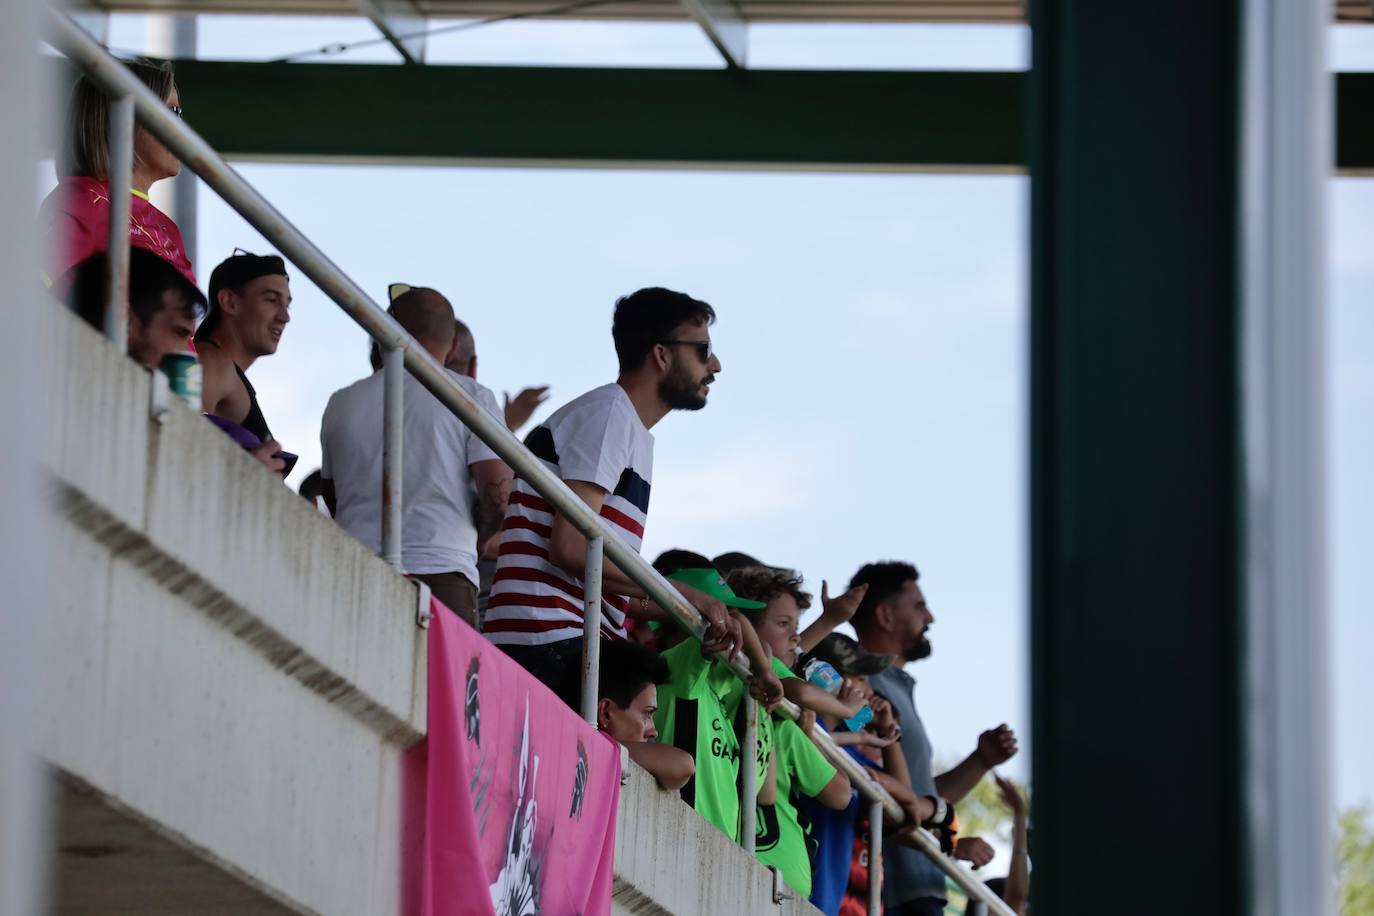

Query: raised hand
left=993, top=771, right=1025, bottom=814
left=503, top=385, right=550, bottom=432
left=852, top=729, right=898, bottom=749
left=869, top=694, right=900, bottom=740
left=975, top=724, right=1019, bottom=768
left=820, top=580, right=869, bottom=625
left=836, top=678, right=868, bottom=719
left=749, top=668, right=785, bottom=711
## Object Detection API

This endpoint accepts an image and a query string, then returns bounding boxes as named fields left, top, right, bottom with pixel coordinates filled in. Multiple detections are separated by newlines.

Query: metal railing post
left=579, top=536, right=604, bottom=725
left=739, top=695, right=757, bottom=853
left=868, top=799, right=883, bottom=916
left=104, top=94, right=134, bottom=349
left=381, top=345, right=403, bottom=571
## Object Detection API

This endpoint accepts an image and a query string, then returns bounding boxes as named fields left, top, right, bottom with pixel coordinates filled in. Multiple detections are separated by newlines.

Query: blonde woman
left=39, top=58, right=195, bottom=294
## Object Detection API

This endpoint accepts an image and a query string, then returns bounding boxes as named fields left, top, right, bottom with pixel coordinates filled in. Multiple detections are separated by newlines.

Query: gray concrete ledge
left=44, top=309, right=426, bottom=744
left=615, top=759, right=822, bottom=916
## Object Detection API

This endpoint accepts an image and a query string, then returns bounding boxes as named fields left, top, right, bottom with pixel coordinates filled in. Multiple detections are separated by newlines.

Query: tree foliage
left=1339, top=805, right=1374, bottom=916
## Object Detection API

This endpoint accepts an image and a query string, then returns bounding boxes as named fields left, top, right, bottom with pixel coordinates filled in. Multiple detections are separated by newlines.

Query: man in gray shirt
left=850, top=561, right=1019, bottom=915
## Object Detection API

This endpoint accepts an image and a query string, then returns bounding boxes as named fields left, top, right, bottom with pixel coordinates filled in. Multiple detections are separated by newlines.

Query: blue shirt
left=870, top=665, right=948, bottom=906
left=804, top=721, right=868, bottom=915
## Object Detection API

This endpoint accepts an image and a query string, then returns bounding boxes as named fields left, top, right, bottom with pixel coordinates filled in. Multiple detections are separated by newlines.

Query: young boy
left=559, top=639, right=695, bottom=791
left=726, top=566, right=853, bottom=899
left=803, top=634, right=938, bottom=916
left=651, top=552, right=783, bottom=841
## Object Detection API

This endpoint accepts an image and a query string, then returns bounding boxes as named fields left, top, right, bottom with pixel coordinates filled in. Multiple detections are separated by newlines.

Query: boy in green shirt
left=727, top=564, right=853, bottom=897
left=651, top=554, right=783, bottom=841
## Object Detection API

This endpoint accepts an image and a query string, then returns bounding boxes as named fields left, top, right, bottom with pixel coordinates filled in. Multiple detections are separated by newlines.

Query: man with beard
left=483, top=287, right=740, bottom=691
left=849, top=561, right=1018, bottom=916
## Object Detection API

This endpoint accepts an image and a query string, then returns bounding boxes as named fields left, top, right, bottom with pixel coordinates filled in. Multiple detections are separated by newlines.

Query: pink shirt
left=38, top=175, right=196, bottom=292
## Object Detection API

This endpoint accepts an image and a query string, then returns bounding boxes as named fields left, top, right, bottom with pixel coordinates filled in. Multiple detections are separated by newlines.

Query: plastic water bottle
left=803, top=659, right=873, bottom=732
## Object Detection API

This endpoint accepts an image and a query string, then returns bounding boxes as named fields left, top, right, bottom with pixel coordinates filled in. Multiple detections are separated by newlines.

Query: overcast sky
left=82, top=14, right=1374, bottom=814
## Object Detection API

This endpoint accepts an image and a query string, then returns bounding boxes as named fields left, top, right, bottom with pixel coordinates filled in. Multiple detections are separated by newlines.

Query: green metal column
left=1029, top=3, right=1244, bottom=913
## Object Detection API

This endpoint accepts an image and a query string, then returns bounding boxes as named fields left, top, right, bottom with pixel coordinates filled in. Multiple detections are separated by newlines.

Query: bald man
left=320, top=287, right=513, bottom=625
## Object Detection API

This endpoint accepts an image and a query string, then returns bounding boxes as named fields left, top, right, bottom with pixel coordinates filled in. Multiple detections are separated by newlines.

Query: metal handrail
left=47, top=12, right=1016, bottom=915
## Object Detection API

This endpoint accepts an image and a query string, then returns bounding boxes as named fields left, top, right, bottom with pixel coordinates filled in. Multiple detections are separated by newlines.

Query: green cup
left=159, top=351, right=202, bottom=410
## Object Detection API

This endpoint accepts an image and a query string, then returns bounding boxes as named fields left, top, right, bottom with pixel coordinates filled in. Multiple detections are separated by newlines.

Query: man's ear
left=875, top=601, right=896, bottom=633
left=443, top=334, right=461, bottom=366
left=651, top=343, right=673, bottom=375
left=216, top=287, right=236, bottom=316
left=597, top=697, right=616, bottom=731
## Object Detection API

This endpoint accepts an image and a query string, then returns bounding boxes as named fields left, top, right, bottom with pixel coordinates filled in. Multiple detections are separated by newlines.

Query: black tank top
left=236, top=364, right=272, bottom=443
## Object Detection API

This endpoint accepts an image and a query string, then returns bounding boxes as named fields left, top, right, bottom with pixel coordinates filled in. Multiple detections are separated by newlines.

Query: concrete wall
left=42, top=309, right=818, bottom=915
left=614, top=762, right=821, bottom=916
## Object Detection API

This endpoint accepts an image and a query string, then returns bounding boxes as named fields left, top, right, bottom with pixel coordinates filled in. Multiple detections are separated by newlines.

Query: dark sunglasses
left=169, top=105, right=183, bottom=120
left=658, top=339, right=713, bottom=362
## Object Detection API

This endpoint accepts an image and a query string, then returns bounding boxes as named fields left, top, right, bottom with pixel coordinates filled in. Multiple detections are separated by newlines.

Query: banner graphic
left=412, top=601, right=621, bottom=916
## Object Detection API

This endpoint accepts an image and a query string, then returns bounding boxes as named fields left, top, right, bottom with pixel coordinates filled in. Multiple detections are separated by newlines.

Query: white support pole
left=867, top=799, right=883, bottom=916
left=739, top=695, right=757, bottom=854
left=104, top=94, right=134, bottom=349
left=1240, top=0, right=1330, bottom=913
left=381, top=345, right=403, bottom=570
left=1, top=4, right=50, bottom=913
left=580, top=536, right=604, bottom=725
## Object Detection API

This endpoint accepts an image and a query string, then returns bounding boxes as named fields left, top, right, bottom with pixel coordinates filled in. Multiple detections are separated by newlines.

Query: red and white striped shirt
left=483, top=383, right=653, bottom=646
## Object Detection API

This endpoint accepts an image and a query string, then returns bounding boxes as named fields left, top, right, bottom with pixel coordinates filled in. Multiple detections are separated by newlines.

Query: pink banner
left=408, top=601, right=621, bottom=916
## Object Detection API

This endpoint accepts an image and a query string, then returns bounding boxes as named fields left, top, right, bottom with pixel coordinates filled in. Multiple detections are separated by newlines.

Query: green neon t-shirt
left=754, top=717, right=838, bottom=898
left=716, top=656, right=793, bottom=792
left=654, top=640, right=742, bottom=842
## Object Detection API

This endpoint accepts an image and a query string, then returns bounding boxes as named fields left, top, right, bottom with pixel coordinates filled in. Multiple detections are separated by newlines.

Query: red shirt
left=38, top=175, right=196, bottom=292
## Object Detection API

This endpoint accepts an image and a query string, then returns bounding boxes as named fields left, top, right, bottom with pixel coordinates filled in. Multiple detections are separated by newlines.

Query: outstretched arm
left=549, top=481, right=736, bottom=655
left=995, top=773, right=1030, bottom=913
left=934, top=724, right=1018, bottom=805
left=782, top=677, right=866, bottom=721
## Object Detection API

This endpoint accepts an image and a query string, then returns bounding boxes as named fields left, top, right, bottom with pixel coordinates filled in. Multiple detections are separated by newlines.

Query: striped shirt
left=483, top=383, right=653, bottom=646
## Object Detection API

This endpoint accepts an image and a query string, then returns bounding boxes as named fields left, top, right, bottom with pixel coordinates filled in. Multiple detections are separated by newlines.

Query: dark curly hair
left=725, top=566, right=812, bottom=611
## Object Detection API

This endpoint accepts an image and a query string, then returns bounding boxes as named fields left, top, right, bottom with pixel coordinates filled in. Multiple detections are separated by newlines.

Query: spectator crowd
left=42, top=58, right=1031, bottom=916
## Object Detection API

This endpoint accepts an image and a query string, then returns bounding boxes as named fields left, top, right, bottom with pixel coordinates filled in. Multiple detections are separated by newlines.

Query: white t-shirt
left=320, top=369, right=503, bottom=582
left=483, top=382, right=653, bottom=646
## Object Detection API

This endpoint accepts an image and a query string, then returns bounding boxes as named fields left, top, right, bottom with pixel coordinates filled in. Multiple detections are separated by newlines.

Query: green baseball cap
left=668, top=567, right=766, bottom=610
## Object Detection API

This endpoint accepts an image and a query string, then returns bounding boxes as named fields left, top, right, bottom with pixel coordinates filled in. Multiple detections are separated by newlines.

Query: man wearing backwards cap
left=650, top=551, right=782, bottom=843
left=195, top=251, right=292, bottom=474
